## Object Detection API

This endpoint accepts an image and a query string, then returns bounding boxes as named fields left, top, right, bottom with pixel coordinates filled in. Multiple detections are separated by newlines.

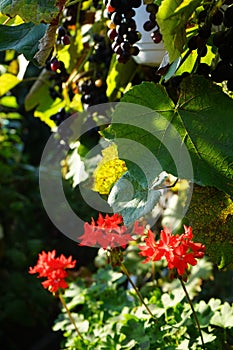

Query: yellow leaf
left=0, top=73, right=20, bottom=96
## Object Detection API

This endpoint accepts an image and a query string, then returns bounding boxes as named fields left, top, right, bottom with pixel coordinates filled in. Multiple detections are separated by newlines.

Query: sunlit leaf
left=0, top=0, right=60, bottom=24
left=157, top=0, right=201, bottom=61
left=0, top=73, right=20, bottom=96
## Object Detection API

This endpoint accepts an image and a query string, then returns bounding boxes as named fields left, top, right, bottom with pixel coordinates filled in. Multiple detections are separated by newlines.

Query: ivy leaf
left=157, top=0, right=201, bottom=61
left=0, top=23, right=47, bottom=61
left=108, top=171, right=167, bottom=226
left=210, top=302, right=233, bottom=328
left=0, top=0, right=60, bottom=24
left=111, top=76, right=233, bottom=199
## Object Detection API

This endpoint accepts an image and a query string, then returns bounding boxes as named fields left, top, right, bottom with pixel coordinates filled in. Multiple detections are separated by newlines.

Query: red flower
left=79, top=213, right=143, bottom=249
left=139, top=226, right=205, bottom=277
left=29, top=250, right=76, bottom=293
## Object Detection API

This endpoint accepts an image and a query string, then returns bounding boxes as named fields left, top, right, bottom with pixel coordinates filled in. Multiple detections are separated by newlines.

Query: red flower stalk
left=139, top=226, right=205, bottom=276
left=29, top=250, right=76, bottom=293
left=79, top=213, right=144, bottom=249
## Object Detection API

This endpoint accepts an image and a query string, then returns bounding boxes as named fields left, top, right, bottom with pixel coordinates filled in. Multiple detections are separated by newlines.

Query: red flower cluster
left=79, top=213, right=143, bottom=249
left=29, top=250, right=76, bottom=293
left=139, top=226, right=205, bottom=276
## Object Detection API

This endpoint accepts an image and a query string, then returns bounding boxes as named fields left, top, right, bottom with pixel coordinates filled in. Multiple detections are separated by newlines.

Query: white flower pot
left=133, top=3, right=165, bottom=66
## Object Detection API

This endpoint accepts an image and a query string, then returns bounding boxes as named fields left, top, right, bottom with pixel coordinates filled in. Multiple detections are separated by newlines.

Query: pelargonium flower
left=29, top=250, right=76, bottom=293
left=79, top=213, right=144, bottom=249
left=139, top=226, right=205, bottom=276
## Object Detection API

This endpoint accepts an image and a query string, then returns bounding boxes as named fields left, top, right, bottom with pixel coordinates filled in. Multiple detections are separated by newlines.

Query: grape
left=81, top=94, right=92, bottom=104
left=130, top=45, right=140, bottom=56
left=198, top=9, right=208, bottom=23
left=116, top=23, right=129, bottom=36
left=95, top=79, right=103, bottom=88
left=50, top=108, right=68, bottom=125
left=115, top=45, right=123, bottom=55
left=108, top=28, right=117, bottom=40
left=143, top=20, right=157, bottom=32
left=146, top=4, right=158, bottom=14
left=131, top=0, right=141, bottom=8
left=111, top=12, right=122, bottom=25
left=149, top=13, right=156, bottom=22
left=224, top=5, right=233, bottom=27
left=124, top=9, right=136, bottom=19
left=78, top=78, right=108, bottom=107
left=50, top=58, right=60, bottom=71
left=57, top=26, right=66, bottom=38
left=198, top=26, right=211, bottom=39
left=126, top=18, right=136, bottom=31
left=212, top=9, right=223, bottom=26
left=61, top=35, right=71, bottom=45
left=109, top=0, right=118, bottom=7
left=121, top=41, right=131, bottom=52
left=151, top=30, right=162, bottom=44
left=127, top=31, right=141, bottom=44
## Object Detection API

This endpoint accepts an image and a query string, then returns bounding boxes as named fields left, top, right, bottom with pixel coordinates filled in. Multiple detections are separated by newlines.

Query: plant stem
left=120, top=262, right=157, bottom=322
left=179, top=277, right=205, bottom=350
left=59, top=292, right=83, bottom=339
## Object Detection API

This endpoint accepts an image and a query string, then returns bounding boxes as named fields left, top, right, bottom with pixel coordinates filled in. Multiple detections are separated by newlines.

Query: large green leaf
left=157, top=0, right=201, bottom=62
left=0, top=0, right=60, bottom=24
left=110, top=76, right=233, bottom=199
left=0, top=23, right=47, bottom=61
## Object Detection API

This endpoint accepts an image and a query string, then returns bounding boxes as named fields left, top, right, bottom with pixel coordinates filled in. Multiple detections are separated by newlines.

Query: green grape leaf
left=108, top=171, right=167, bottom=226
left=0, top=22, right=47, bottom=61
left=157, top=0, right=201, bottom=61
left=0, top=0, right=60, bottom=24
left=0, top=73, right=20, bottom=96
left=110, top=76, right=233, bottom=199
left=186, top=185, right=233, bottom=269
left=210, top=302, right=233, bottom=328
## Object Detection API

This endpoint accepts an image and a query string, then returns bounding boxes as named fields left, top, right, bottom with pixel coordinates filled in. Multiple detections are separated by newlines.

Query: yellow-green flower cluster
left=93, top=144, right=127, bottom=195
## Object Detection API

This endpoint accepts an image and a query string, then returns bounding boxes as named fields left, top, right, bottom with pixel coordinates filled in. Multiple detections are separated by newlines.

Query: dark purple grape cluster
left=78, top=78, right=108, bottom=108
left=62, top=3, right=86, bottom=28
left=187, top=24, right=210, bottom=58
left=105, top=0, right=142, bottom=63
left=144, top=3, right=162, bottom=44
left=62, top=4, right=78, bottom=27
left=56, top=26, right=71, bottom=46
left=89, top=34, right=112, bottom=68
left=49, top=113, right=74, bottom=162
left=50, top=107, right=70, bottom=126
left=46, top=58, right=69, bottom=100
left=210, top=5, right=233, bottom=90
